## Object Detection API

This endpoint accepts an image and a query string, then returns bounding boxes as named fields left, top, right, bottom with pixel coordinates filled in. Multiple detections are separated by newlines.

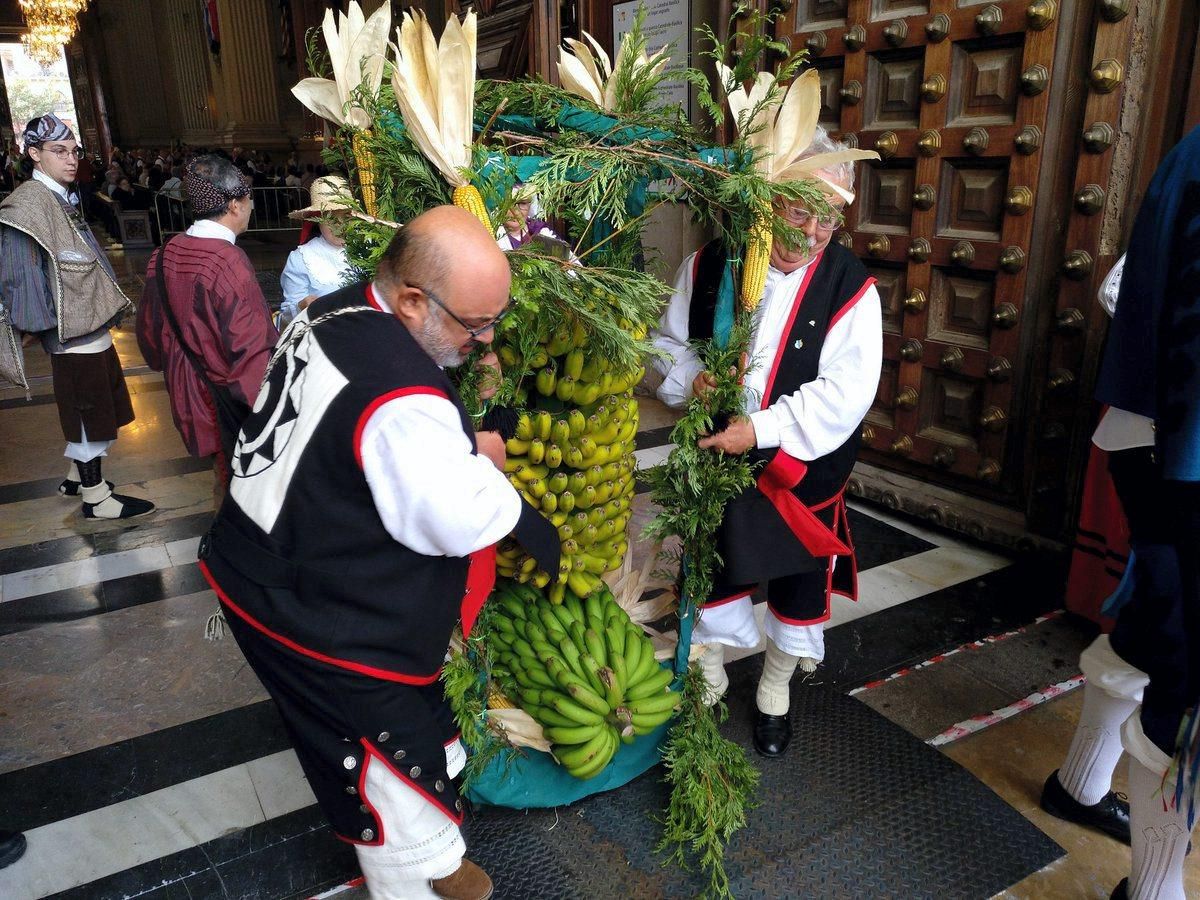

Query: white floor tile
left=1, top=545, right=172, bottom=604
left=247, top=749, right=317, bottom=821
left=164, top=536, right=202, bottom=568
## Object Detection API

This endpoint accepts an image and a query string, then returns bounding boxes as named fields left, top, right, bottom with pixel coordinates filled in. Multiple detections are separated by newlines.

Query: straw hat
left=290, top=175, right=356, bottom=219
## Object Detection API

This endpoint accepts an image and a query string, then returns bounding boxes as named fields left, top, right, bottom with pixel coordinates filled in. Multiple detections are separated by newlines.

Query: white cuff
left=749, top=408, right=781, bottom=449
left=1079, top=634, right=1149, bottom=704
left=1122, top=713, right=1173, bottom=775
left=691, top=595, right=762, bottom=649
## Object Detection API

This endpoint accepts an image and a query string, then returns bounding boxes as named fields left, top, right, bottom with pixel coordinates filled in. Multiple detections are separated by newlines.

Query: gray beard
left=416, top=311, right=467, bottom=368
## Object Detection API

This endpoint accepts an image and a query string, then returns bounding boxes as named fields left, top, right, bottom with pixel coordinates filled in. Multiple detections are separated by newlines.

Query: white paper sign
left=612, top=0, right=690, bottom=112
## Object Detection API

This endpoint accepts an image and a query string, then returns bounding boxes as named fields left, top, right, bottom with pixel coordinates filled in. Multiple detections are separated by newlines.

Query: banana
left=532, top=703, right=583, bottom=728
left=567, top=682, right=611, bottom=716
left=626, top=666, right=674, bottom=700
left=621, top=623, right=642, bottom=678
left=625, top=691, right=681, bottom=716
left=630, top=708, right=675, bottom=733
left=583, top=627, right=607, bottom=668
left=604, top=621, right=627, bottom=660
left=578, top=650, right=607, bottom=695
left=570, top=727, right=617, bottom=779
left=544, top=722, right=603, bottom=745
left=544, top=690, right=605, bottom=725
left=534, top=411, right=552, bottom=442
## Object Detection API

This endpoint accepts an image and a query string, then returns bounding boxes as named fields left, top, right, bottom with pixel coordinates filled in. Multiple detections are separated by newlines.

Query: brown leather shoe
left=431, top=859, right=493, bottom=900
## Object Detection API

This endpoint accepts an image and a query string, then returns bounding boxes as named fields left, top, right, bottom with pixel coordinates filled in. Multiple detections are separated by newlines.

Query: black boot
left=0, top=830, right=26, bottom=869
left=1039, top=769, right=1131, bottom=844
left=752, top=711, right=792, bottom=758
left=77, top=457, right=155, bottom=520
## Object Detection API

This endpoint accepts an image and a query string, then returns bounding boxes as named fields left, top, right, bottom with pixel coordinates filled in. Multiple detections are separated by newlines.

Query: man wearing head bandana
left=136, top=154, right=277, bottom=505
left=651, top=128, right=882, bottom=758
left=0, top=114, right=155, bottom=518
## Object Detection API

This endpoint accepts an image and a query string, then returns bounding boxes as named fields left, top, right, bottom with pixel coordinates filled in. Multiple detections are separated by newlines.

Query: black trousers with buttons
left=224, top=611, right=461, bottom=844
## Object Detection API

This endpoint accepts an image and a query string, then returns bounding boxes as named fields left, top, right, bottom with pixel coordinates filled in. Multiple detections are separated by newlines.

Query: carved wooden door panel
left=780, top=0, right=1062, bottom=502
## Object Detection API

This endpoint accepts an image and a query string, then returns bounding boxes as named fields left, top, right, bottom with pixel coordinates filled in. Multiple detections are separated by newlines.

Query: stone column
left=214, top=0, right=287, bottom=148
left=161, top=0, right=219, bottom=143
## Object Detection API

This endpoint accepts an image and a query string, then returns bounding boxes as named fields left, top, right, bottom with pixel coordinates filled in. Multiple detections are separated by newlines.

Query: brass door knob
left=1047, top=368, right=1076, bottom=391
left=912, top=185, right=936, bottom=211
left=991, top=303, right=1019, bottom=329
left=1062, top=250, right=1093, bottom=280
left=842, top=132, right=860, bottom=148
left=839, top=81, right=863, bottom=105
left=1098, top=0, right=1130, bottom=21
left=896, top=386, right=919, bottom=410
left=979, top=406, right=1009, bottom=432
left=950, top=241, right=976, bottom=266
left=867, top=235, right=891, bottom=257
left=908, top=238, right=932, bottom=262
left=1083, top=122, right=1114, bottom=153
left=899, top=339, right=923, bottom=362
left=861, top=424, right=875, bottom=444
left=921, top=75, right=947, bottom=103
left=1005, top=186, right=1033, bottom=215
left=1075, top=184, right=1105, bottom=215
left=883, top=19, right=908, bottom=47
left=1020, top=64, right=1049, bottom=96
left=940, top=347, right=965, bottom=371
left=903, top=288, right=928, bottom=313
left=875, top=131, right=899, bottom=158
left=925, top=13, right=950, bottom=42
left=890, top=435, right=914, bottom=456
left=1027, top=0, right=1057, bottom=29
left=976, top=4, right=1003, bottom=35
left=1056, top=307, right=1086, bottom=332
left=917, top=130, right=941, bottom=157
left=932, top=446, right=957, bottom=468
left=978, top=459, right=1002, bottom=482
left=843, top=23, right=866, bottom=51
left=836, top=232, right=854, bottom=250
left=1090, top=59, right=1123, bottom=93
left=1015, top=125, right=1042, bottom=155
left=963, top=127, right=989, bottom=155
left=805, top=31, right=827, bottom=54
left=987, top=356, right=1013, bottom=381
left=999, top=246, right=1026, bottom=273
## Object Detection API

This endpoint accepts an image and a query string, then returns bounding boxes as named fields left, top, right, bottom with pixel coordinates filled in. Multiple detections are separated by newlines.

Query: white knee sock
left=1059, top=681, right=1138, bottom=805
left=697, top=643, right=728, bottom=706
left=1128, top=755, right=1190, bottom=900
left=756, top=640, right=800, bottom=716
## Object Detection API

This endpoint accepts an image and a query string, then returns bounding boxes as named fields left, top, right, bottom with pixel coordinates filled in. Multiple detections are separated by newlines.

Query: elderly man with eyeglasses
left=651, top=127, right=882, bottom=758
left=0, top=114, right=154, bottom=519
left=198, top=206, right=560, bottom=900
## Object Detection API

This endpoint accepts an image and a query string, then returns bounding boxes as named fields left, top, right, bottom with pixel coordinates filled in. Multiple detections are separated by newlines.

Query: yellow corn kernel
left=740, top=214, right=772, bottom=312
left=352, top=130, right=378, bottom=217
left=452, top=183, right=490, bottom=229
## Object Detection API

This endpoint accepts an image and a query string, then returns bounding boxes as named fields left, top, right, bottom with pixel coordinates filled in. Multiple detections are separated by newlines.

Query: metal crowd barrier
left=154, top=185, right=310, bottom=238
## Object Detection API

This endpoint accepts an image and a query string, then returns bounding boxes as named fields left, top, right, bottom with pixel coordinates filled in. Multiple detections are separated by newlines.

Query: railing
left=154, top=186, right=311, bottom=238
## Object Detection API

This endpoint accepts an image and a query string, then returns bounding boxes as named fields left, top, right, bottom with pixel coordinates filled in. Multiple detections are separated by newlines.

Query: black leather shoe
left=0, top=830, right=27, bottom=869
left=1110, top=877, right=1128, bottom=900
left=752, top=711, right=792, bottom=758
left=1040, top=770, right=1131, bottom=844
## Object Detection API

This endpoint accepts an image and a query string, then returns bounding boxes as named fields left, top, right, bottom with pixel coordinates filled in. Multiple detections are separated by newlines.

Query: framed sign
left=612, top=0, right=690, bottom=112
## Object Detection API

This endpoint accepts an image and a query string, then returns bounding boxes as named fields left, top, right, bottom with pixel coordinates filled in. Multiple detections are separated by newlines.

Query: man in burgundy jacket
left=137, top=155, right=277, bottom=506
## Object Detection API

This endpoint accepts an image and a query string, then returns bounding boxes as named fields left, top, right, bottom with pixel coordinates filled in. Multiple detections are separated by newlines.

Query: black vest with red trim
left=199, top=282, right=486, bottom=683
left=691, top=240, right=873, bottom=583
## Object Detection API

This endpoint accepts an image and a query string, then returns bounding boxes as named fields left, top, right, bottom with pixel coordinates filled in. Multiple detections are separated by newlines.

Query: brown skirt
left=50, top=344, right=134, bottom=443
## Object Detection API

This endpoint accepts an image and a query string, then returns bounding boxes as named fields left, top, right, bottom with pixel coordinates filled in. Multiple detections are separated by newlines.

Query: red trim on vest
left=703, top=590, right=753, bottom=610
left=200, top=560, right=443, bottom=685
left=353, top=386, right=450, bottom=469
left=767, top=599, right=831, bottom=627
left=362, top=738, right=464, bottom=825
left=691, top=250, right=703, bottom=284
left=460, top=546, right=497, bottom=639
left=826, top=277, right=876, bottom=335
left=756, top=450, right=852, bottom=557
left=829, top=497, right=859, bottom=603
left=444, top=733, right=462, bottom=748
left=760, top=252, right=824, bottom=408
left=365, top=283, right=384, bottom=311
left=335, top=751, right=386, bottom=847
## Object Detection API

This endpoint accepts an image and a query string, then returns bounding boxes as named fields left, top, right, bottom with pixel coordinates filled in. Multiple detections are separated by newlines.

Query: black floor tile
left=845, top=506, right=936, bottom=570
left=101, top=562, right=210, bottom=612
left=0, top=583, right=105, bottom=635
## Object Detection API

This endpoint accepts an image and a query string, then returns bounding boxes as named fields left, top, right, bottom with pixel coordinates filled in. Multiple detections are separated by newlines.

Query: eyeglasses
left=40, top=145, right=85, bottom=160
left=411, top=282, right=509, bottom=340
left=776, top=203, right=842, bottom=230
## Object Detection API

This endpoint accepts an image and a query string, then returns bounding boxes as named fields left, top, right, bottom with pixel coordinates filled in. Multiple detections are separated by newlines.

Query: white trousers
left=355, top=739, right=468, bottom=900
left=64, top=420, right=114, bottom=463
left=691, top=594, right=827, bottom=661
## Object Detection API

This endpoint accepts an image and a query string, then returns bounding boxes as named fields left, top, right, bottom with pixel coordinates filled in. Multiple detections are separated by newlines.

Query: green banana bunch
left=484, top=582, right=680, bottom=780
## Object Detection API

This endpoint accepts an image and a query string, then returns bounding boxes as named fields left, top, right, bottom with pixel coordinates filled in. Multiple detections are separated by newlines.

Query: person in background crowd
left=279, top=175, right=356, bottom=325
left=496, top=183, right=560, bottom=251
left=0, top=114, right=154, bottom=518
left=113, top=176, right=137, bottom=209
left=136, top=154, right=277, bottom=507
left=300, top=163, right=316, bottom=190
left=161, top=165, right=184, bottom=200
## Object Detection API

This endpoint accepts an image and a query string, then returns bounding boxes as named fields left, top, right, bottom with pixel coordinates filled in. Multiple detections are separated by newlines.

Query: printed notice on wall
left=612, top=0, right=690, bottom=112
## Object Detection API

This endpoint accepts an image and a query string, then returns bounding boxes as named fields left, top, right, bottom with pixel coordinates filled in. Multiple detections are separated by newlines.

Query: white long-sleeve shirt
left=652, top=252, right=883, bottom=461
left=357, top=284, right=522, bottom=556
left=1090, top=253, right=1155, bottom=452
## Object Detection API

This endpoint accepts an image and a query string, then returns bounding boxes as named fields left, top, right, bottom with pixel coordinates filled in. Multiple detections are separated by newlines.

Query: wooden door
left=778, top=0, right=1067, bottom=517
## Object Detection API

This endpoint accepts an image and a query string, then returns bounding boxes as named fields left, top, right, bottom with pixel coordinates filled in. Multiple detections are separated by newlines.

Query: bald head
left=376, top=205, right=512, bottom=366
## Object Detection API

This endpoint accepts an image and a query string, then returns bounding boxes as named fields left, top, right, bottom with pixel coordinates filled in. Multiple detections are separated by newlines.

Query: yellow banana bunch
left=486, top=582, right=680, bottom=779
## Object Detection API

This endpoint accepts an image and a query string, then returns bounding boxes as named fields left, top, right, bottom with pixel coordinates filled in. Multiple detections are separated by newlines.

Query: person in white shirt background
left=652, top=126, right=882, bottom=759
left=279, top=175, right=357, bottom=325
left=495, top=182, right=562, bottom=252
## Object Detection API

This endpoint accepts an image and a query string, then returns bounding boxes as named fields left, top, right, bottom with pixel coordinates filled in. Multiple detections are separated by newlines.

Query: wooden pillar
left=530, top=0, right=561, bottom=83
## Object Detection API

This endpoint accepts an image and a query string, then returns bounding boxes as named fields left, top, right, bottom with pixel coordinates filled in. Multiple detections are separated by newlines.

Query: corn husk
left=291, top=1, right=391, bottom=132
left=557, top=31, right=669, bottom=114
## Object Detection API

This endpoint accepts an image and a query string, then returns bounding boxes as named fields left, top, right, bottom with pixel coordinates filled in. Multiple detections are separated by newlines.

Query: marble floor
left=0, top=240, right=1197, bottom=899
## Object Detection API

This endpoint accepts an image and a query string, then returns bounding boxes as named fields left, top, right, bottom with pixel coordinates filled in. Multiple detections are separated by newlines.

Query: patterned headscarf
left=184, top=157, right=251, bottom=217
left=22, top=114, right=74, bottom=148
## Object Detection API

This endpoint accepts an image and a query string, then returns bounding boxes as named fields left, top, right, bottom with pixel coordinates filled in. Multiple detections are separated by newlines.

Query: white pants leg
left=691, top=594, right=761, bottom=649
left=64, top=421, right=114, bottom=463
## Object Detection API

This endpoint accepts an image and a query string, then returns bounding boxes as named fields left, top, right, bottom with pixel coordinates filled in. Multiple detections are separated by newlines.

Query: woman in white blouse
left=279, top=176, right=356, bottom=324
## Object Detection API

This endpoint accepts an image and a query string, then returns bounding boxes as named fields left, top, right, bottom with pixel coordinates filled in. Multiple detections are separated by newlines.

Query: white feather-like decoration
left=716, top=62, right=879, bottom=196
left=390, top=10, right=478, bottom=188
left=557, top=29, right=670, bottom=114
left=291, top=1, right=391, bottom=131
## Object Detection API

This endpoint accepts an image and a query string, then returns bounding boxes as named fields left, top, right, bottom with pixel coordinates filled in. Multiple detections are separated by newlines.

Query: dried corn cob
left=351, top=130, right=378, bottom=217
left=740, top=214, right=772, bottom=312
left=487, top=683, right=517, bottom=709
left=453, top=183, right=490, bottom=229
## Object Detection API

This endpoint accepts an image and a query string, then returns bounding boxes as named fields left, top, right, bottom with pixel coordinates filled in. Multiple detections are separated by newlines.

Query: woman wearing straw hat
left=280, top=175, right=357, bottom=325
